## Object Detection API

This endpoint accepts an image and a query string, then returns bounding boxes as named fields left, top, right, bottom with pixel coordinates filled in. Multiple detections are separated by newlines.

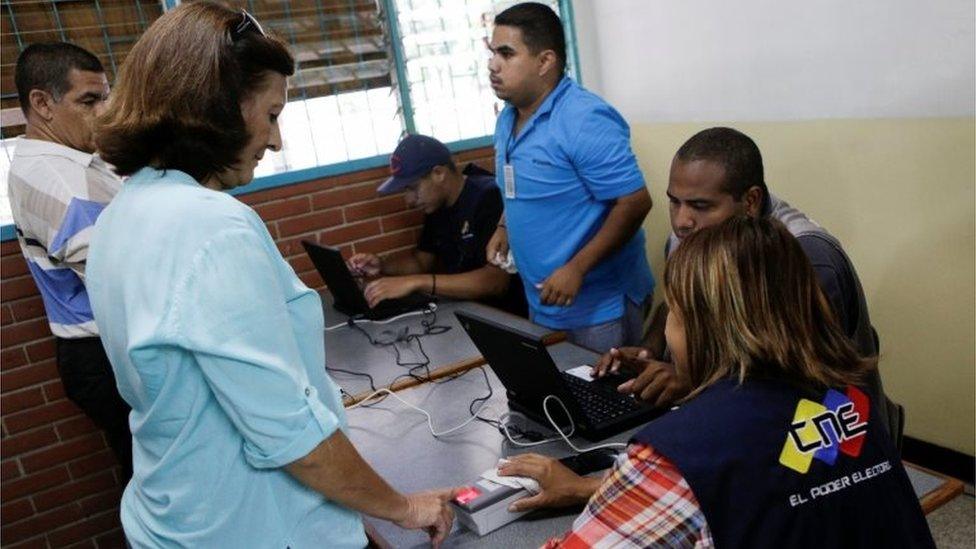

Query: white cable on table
left=496, top=409, right=571, bottom=448
left=496, top=397, right=626, bottom=451
left=346, top=365, right=627, bottom=451
left=540, top=395, right=628, bottom=452
left=324, top=303, right=438, bottom=332
left=348, top=387, right=491, bottom=438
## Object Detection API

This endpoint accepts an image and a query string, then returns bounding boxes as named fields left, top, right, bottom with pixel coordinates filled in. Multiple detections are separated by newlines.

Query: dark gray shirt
left=798, top=235, right=862, bottom=346
left=666, top=194, right=876, bottom=357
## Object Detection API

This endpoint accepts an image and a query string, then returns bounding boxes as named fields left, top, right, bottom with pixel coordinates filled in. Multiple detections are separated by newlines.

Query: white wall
left=568, top=0, right=976, bottom=454
left=568, top=0, right=603, bottom=95
left=574, top=0, right=975, bottom=122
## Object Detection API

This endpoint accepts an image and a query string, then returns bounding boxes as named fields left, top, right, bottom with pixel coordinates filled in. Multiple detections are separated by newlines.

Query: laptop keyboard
left=561, top=372, right=643, bottom=424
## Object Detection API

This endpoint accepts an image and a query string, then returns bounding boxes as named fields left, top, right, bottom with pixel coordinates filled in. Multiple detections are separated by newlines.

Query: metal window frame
left=0, top=0, right=582, bottom=241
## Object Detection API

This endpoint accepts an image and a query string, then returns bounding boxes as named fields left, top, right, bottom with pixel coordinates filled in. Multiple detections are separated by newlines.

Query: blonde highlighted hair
left=665, top=216, right=873, bottom=397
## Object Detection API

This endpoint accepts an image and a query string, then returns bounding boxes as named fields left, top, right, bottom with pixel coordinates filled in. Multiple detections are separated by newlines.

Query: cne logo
left=390, top=154, right=403, bottom=175
left=778, top=386, right=870, bottom=474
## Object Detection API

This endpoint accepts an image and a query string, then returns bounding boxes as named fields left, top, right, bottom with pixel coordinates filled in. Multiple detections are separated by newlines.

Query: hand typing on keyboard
left=560, top=374, right=642, bottom=423
left=593, top=348, right=691, bottom=408
left=565, top=364, right=633, bottom=387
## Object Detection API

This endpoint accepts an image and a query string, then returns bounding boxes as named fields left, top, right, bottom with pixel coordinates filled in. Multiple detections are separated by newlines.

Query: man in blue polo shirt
left=485, top=2, right=654, bottom=352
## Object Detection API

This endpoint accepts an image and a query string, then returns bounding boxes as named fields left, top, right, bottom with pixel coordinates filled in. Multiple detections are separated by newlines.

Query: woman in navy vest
left=501, top=216, right=934, bottom=548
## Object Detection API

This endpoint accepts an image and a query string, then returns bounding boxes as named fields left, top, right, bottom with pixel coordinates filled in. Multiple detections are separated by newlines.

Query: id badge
left=503, top=164, right=516, bottom=199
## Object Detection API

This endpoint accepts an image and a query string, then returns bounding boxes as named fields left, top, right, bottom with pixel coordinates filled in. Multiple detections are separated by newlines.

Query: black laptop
left=455, top=310, right=661, bottom=441
left=302, top=240, right=431, bottom=320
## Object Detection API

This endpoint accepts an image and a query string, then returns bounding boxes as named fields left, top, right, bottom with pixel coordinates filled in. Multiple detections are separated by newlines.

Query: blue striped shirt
left=7, top=137, right=122, bottom=338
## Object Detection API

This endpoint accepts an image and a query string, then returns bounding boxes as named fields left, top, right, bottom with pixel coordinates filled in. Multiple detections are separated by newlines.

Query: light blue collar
left=129, top=166, right=201, bottom=186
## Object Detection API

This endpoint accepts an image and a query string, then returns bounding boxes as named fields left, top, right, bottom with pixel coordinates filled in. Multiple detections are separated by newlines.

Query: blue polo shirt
left=494, top=76, right=655, bottom=329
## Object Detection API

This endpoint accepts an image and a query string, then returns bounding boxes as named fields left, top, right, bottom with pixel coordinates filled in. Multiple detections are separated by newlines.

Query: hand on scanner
left=496, top=455, right=600, bottom=512
left=481, top=460, right=541, bottom=494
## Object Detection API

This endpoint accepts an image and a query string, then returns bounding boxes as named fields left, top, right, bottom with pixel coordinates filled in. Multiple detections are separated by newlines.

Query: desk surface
left=321, top=294, right=553, bottom=403
left=347, top=347, right=966, bottom=547
left=346, top=341, right=620, bottom=548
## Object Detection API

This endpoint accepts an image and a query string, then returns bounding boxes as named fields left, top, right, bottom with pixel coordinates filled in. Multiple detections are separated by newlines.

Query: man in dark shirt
left=348, top=134, right=526, bottom=316
left=594, top=127, right=892, bottom=433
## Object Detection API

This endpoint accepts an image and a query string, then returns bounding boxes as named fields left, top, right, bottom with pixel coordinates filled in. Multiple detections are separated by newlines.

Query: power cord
left=346, top=366, right=626, bottom=452
left=492, top=395, right=627, bottom=452
left=347, top=366, right=495, bottom=438
left=540, top=395, right=627, bottom=452
left=347, top=308, right=452, bottom=384
left=329, top=307, right=455, bottom=407
left=327, top=367, right=377, bottom=392
left=334, top=308, right=627, bottom=452
left=324, top=303, right=439, bottom=331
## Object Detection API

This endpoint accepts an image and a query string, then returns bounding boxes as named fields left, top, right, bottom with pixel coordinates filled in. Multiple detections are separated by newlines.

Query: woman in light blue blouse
left=88, top=3, right=455, bottom=547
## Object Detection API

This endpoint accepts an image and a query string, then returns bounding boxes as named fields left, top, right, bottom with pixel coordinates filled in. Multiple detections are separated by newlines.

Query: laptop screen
left=301, top=240, right=370, bottom=315
left=455, top=311, right=579, bottom=424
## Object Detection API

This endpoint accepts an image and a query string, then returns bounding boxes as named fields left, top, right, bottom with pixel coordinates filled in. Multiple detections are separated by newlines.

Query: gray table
left=321, top=293, right=557, bottom=403
left=346, top=340, right=628, bottom=548
left=346, top=339, right=962, bottom=547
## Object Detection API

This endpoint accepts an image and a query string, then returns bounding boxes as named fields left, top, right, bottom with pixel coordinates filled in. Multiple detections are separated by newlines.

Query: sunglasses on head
left=231, top=9, right=266, bottom=41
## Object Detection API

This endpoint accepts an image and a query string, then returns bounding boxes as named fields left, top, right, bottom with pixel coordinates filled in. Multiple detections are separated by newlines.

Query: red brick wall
left=0, top=146, right=494, bottom=548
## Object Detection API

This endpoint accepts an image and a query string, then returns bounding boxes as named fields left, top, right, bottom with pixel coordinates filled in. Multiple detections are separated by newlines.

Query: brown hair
left=15, top=42, right=104, bottom=116
left=96, top=1, right=294, bottom=181
left=664, top=216, right=873, bottom=397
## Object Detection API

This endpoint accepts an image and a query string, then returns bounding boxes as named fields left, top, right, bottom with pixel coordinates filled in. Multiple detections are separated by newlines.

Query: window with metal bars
left=393, top=0, right=575, bottom=144
left=0, top=0, right=579, bottom=228
left=1, top=0, right=165, bottom=124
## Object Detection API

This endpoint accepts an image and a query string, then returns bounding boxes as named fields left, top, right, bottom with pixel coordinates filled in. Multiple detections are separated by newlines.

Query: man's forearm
left=430, top=266, right=510, bottom=300
left=567, top=189, right=652, bottom=275
left=382, top=251, right=432, bottom=276
left=396, top=266, right=509, bottom=300
left=286, top=430, right=407, bottom=522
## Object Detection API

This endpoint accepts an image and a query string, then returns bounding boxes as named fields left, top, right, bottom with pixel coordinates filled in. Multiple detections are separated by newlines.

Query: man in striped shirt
left=8, top=43, right=131, bottom=477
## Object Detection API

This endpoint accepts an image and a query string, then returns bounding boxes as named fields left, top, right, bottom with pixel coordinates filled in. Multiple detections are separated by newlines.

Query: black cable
left=335, top=308, right=453, bottom=406
left=340, top=311, right=545, bottom=436
left=343, top=316, right=546, bottom=441
left=348, top=309, right=452, bottom=384
left=348, top=315, right=544, bottom=441
left=467, top=365, right=493, bottom=414
left=326, top=366, right=378, bottom=393
left=339, top=315, right=543, bottom=441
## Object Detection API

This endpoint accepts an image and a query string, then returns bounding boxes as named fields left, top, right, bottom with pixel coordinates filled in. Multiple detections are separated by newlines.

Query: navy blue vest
left=633, top=378, right=934, bottom=548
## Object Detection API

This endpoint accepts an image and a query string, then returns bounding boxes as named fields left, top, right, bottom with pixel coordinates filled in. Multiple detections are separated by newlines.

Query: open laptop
left=455, top=310, right=661, bottom=441
left=302, top=240, right=431, bottom=320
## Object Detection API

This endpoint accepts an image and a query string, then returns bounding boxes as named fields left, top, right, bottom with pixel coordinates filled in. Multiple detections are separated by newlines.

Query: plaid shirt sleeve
left=543, top=443, right=714, bottom=548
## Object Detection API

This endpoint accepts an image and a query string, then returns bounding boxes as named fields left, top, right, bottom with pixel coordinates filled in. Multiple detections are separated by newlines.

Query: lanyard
left=503, top=112, right=520, bottom=200
left=505, top=114, right=519, bottom=165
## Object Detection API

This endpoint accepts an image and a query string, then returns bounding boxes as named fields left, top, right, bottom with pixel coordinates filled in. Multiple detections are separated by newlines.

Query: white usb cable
left=324, top=303, right=438, bottom=332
